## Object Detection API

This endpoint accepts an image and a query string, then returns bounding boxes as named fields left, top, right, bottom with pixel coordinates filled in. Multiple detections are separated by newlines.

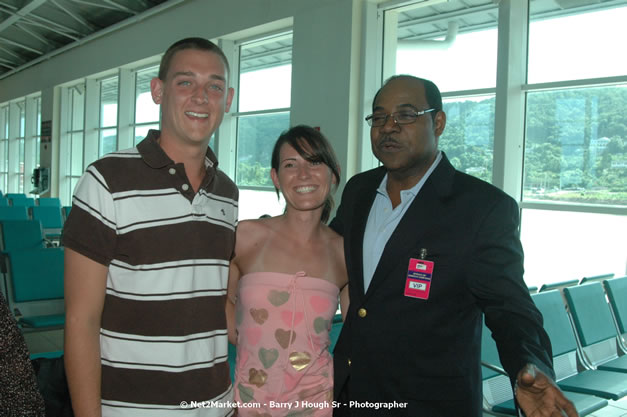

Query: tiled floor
left=23, top=328, right=64, bottom=355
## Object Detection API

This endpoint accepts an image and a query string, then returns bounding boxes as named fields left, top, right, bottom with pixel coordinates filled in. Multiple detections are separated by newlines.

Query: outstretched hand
left=515, top=364, right=579, bottom=417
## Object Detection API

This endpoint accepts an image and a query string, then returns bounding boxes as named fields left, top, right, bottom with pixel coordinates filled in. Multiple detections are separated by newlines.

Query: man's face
left=151, top=48, right=234, bottom=147
left=370, top=78, right=445, bottom=179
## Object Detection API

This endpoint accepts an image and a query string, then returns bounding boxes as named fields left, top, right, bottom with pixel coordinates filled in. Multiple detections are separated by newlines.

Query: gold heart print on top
left=250, top=308, right=269, bottom=325
left=275, top=328, right=296, bottom=349
left=268, top=290, right=290, bottom=306
left=248, top=368, right=268, bottom=388
left=289, top=351, right=311, bottom=371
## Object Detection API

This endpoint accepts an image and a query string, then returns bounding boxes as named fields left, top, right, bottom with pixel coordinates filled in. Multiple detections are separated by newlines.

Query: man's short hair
left=374, top=75, right=442, bottom=121
left=158, top=37, right=230, bottom=81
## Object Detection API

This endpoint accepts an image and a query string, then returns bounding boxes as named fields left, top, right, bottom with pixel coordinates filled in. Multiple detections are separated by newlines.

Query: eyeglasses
left=365, top=109, right=436, bottom=127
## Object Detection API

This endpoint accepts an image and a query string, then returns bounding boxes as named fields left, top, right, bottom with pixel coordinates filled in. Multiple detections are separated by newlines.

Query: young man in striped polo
left=63, top=38, right=237, bottom=417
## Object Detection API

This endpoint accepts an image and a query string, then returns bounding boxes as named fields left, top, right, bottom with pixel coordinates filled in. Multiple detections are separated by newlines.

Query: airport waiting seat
left=62, top=206, right=71, bottom=221
left=329, top=313, right=343, bottom=353
left=531, top=290, right=627, bottom=400
left=480, top=321, right=607, bottom=416
left=30, top=206, right=64, bottom=239
left=3, top=247, right=65, bottom=329
left=0, top=197, right=8, bottom=206
left=563, top=283, right=627, bottom=372
left=0, top=206, right=29, bottom=221
left=0, top=220, right=48, bottom=301
left=538, top=279, right=579, bottom=293
left=11, top=197, right=35, bottom=208
left=36, top=197, right=62, bottom=207
left=228, top=342, right=236, bottom=382
left=604, top=276, right=627, bottom=351
left=6, top=193, right=27, bottom=201
left=0, top=220, right=47, bottom=252
left=580, top=273, right=615, bottom=285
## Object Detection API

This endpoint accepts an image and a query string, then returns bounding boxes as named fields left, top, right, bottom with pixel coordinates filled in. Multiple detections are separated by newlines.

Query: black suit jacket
left=330, top=154, right=553, bottom=417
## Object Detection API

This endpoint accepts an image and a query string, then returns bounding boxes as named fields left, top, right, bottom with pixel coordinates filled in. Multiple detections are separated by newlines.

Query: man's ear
left=434, top=110, right=446, bottom=137
left=150, top=77, right=163, bottom=104
left=225, top=87, right=235, bottom=113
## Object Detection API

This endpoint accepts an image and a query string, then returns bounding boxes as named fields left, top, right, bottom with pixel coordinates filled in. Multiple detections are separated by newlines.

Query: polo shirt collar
left=137, top=129, right=219, bottom=172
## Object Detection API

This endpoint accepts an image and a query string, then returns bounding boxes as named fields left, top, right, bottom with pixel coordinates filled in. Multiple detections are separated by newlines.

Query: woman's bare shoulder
left=235, top=218, right=276, bottom=255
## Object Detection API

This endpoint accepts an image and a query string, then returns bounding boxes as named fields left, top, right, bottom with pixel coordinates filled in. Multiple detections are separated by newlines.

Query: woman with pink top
left=226, top=125, right=348, bottom=416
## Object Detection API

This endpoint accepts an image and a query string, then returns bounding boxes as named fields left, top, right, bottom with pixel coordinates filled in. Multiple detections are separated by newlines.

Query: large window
left=521, top=209, right=626, bottom=288
left=0, top=105, right=8, bottom=192
left=99, top=76, right=118, bottom=157
left=391, top=0, right=497, bottom=181
left=519, top=1, right=627, bottom=284
left=16, top=100, right=25, bottom=193
left=379, top=0, right=626, bottom=286
left=523, top=3, right=627, bottom=207
left=234, top=33, right=292, bottom=220
left=35, top=97, right=41, bottom=169
left=134, top=66, right=160, bottom=145
left=66, top=84, right=86, bottom=200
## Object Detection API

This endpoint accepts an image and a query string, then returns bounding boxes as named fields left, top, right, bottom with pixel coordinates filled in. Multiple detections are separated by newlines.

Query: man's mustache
left=377, top=136, right=400, bottom=146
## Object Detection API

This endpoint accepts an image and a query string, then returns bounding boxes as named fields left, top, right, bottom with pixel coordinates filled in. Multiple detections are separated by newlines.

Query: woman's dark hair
left=271, top=125, right=341, bottom=223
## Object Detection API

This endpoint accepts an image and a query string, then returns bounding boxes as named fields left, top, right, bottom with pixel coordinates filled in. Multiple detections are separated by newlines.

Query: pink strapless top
left=233, top=271, right=339, bottom=416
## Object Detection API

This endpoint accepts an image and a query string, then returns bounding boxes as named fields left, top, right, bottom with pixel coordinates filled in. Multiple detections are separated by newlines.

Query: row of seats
left=482, top=275, right=627, bottom=416
left=0, top=206, right=69, bottom=239
left=0, top=219, right=65, bottom=331
left=0, top=193, right=63, bottom=208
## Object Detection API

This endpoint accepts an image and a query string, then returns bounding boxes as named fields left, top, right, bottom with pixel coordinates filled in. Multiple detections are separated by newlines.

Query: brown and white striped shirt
left=63, top=130, right=238, bottom=416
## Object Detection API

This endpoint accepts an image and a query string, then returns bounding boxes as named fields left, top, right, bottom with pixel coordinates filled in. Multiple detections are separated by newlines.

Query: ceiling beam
left=19, top=7, right=86, bottom=38
left=51, top=0, right=97, bottom=32
left=0, top=45, right=23, bottom=60
left=0, top=0, right=48, bottom=34
left=103, top=0, right=139, bottom=14
left=14, top=23, right=50, bottom=45
left=0, top=36, right=44, bottom=54
left=20, top=20, right=81, bottom=41
left=70, top=0, right=134, bottom=13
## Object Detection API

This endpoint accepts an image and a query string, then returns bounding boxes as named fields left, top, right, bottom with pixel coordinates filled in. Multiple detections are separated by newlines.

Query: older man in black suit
left=330, top=75, right=577, bottom=417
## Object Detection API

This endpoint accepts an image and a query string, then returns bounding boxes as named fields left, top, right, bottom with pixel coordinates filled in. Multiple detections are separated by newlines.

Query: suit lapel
left=364, top=154, right=456, bottom=299
left=350, top=168, right=386, bottom=297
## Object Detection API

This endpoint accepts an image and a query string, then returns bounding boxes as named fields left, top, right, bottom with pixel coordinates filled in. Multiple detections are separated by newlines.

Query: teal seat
left=0, top=206, right=29, bottom=221
left=62, top=206, right=72, bottom=221
left=604, top=276, right=627, bottom=351
left=30, top=350, right=63, bottom=360
left=480, top=320, right=608, bottom=416
left=329, top=313, right=343, bottom=353
left=11, top=197, right=35, bottom=207
left=30, top=206, right=64, bottom=238
left=580, top=273, right=614, bottom=285
left=532, top=290, right=627, bottom=400
left=0, top=220, right=46, bottom=252
left=5, top=247, right=65, bottom=329
left=20, top=313, right=65, bottom=328
left=539, top=279, right=578, bottom=293
left=563, top=283, right=627, bottom=373
left=6, top=193, right=27, bottom=200
left=228, top=342, right=236, bottom=382
left=0, top=197, right=8, bottom=206
left=36, top=197, right=62, bottom=207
